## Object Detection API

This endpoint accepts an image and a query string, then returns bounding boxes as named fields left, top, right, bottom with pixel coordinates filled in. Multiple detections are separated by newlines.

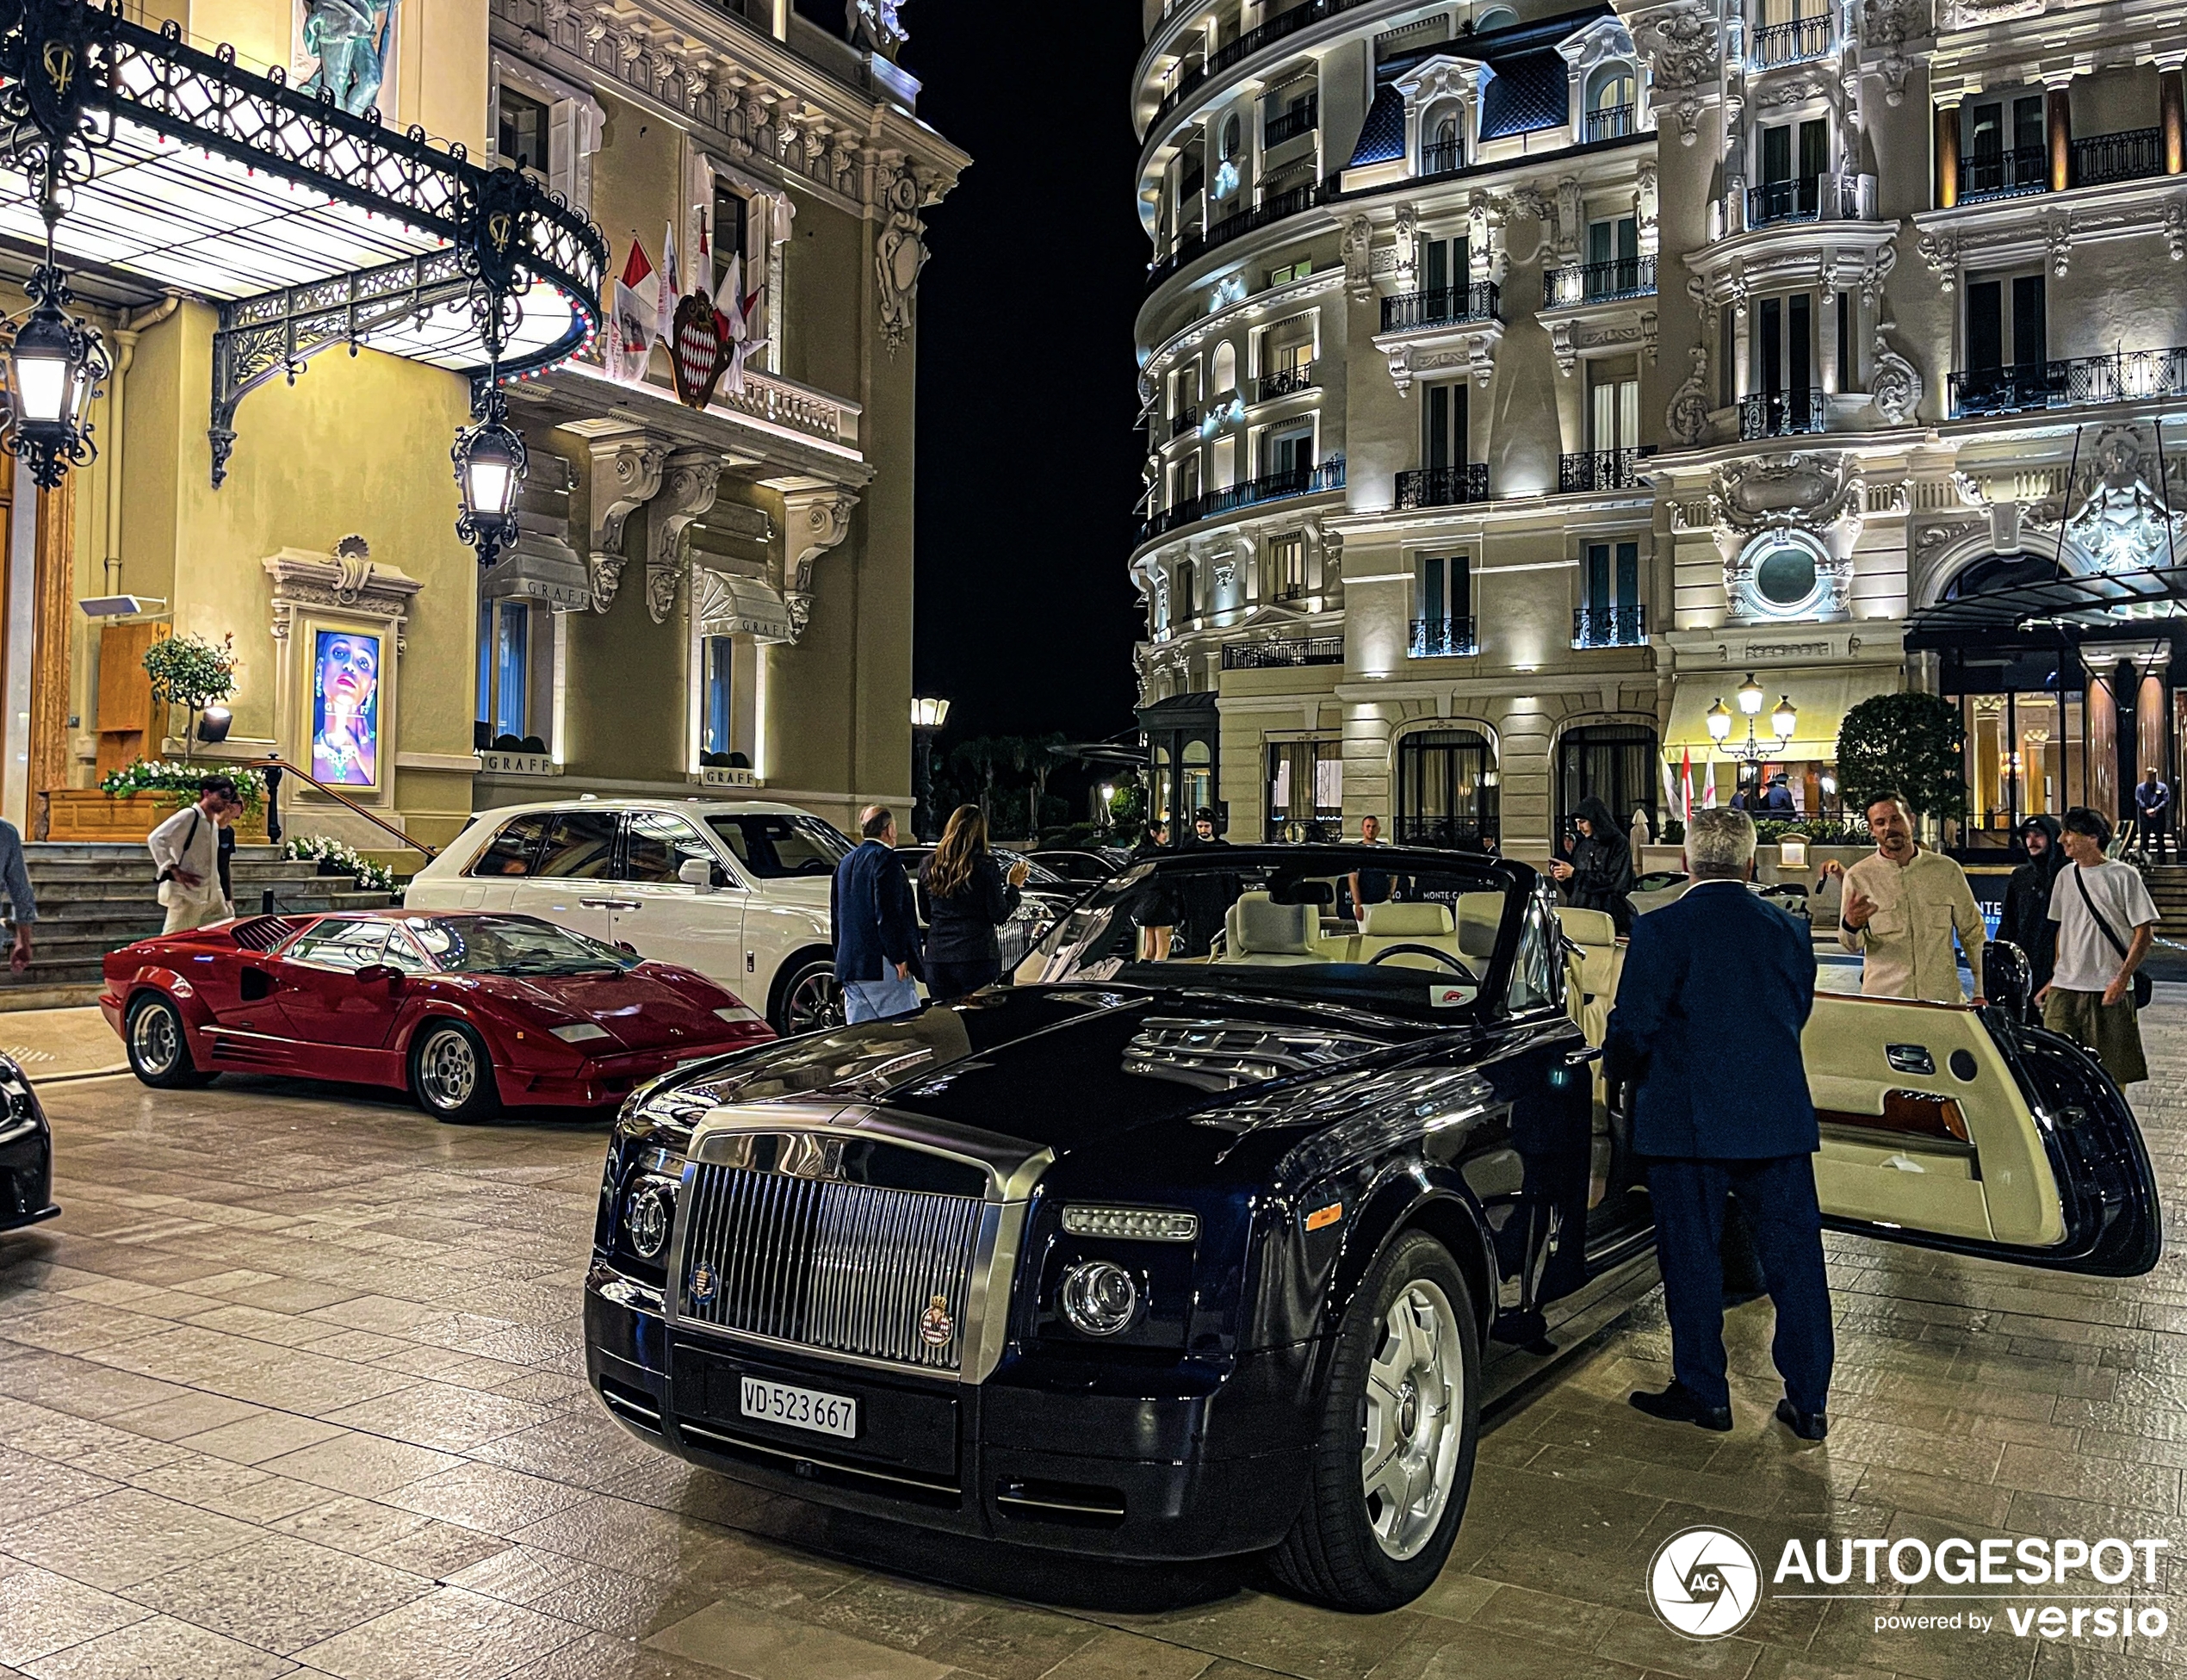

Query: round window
left=1749, top=537, right=1823, bottom=615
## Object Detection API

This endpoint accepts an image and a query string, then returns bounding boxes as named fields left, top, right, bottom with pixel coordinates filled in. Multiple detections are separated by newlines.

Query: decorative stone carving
left=1666, top=345, right=1711, bottom=447
left=646, top=452, right=724, bottom=624
left=1550, top=315, right=1657, bottom=375
left=1943, top=0, right=2041, bottom=25
left=780, top=487, right=859, bottom=640
left=263, top=536, right=423, bottom=650
left=1712, top=452, right=1867, bottom=617
left=1341, top=214, right=1374, bottom=301
left=1383, top=334, right=1500, bottom=393
left=1642, top=3, right=1719, bottom=93
left=1859, top=240, right=1895, bottom=309
left=2042, top=210, right=2072, bottom=278
left=584, top=434, right=670, bottom=613
left=1869, top=320, right=1924, bottom=424
left=1915, top=229, right=1958, bottom=293
left=2167, top=199, right=2187, bottom=262
left=875, top=164, right=931, bottom=355
left=2035, top=426, right=2187, bottom=573
left=1636, top=163, right=1659, bottom=246
left=1757, top=73, right=1831, bottom=108
left=1555, top=177, right=1583, bottom=264
left=1392, top=204, right=1419, bottom=291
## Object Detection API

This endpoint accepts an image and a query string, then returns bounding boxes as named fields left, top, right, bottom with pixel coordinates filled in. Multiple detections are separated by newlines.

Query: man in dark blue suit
left=1604, top=806, right=1832, bottom=1440
left=831, top=805, right=921, bottom=1023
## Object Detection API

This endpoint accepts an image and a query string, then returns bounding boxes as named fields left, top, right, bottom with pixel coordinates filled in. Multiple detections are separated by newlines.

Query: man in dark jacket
left=831, top=805, right=921, bottom=1022
left=1174, top=807, right=1236, bottom=957
left=2003, top=814, right=2065, bottom=997
left=1551, top=796, right=1637, bottom=932
left=1604, top=806, right=1831, bottom=1440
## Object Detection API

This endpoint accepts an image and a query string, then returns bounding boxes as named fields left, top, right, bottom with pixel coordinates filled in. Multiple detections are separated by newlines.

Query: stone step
left=24, top=842, right=288, bottom=862
left=23, top=860, right=331, bottom=883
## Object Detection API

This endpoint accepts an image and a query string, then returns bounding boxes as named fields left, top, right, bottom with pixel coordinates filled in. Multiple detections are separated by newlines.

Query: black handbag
left=2072, top=864, right=2154, bottom=1010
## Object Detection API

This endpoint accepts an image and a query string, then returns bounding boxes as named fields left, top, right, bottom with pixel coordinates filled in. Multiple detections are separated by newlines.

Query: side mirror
left=354, top=963, right=398, bottom=985
left=678, top=857, right=716, bottom=892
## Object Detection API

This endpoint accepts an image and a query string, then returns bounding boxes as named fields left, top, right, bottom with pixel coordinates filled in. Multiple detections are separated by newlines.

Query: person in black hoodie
left=1551, top=795, right=1638, bottom=933
left=916, top=805, right=1027, bottom=1001
left=2003, top=813, right=2065, bottom=996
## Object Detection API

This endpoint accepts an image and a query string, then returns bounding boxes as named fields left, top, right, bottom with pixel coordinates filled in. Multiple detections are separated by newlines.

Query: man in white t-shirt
left=2040, top=806, right=2158, bottom=1086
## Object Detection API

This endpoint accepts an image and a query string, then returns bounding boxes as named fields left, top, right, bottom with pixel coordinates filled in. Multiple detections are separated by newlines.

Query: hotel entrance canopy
left=0, top=0, right=605, bottom=480
left=1906, top=562, right=2187, bottom=648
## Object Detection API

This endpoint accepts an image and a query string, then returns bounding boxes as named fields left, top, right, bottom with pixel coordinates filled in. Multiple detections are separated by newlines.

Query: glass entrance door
left=1956, top=685, right=2084, bottom=849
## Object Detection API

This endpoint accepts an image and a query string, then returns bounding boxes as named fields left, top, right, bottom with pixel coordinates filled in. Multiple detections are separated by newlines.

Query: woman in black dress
left=917, top=805, right=1028, bottom=1001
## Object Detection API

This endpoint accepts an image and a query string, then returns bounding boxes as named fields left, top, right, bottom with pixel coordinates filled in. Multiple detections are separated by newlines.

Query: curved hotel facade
left=1129, top=0, right=2187, bottom=856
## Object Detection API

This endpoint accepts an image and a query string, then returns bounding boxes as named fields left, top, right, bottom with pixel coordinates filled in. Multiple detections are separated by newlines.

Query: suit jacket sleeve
left=1603, top=914, right=1680, bottom=1089
left=981, top=857, right=1022, bottom=927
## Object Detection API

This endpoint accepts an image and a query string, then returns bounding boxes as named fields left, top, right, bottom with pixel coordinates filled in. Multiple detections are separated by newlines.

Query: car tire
left=1269, top=1230, right=1480, bottom=1611
left=124, top=993, right=214, bottom=1088
left=772, top=955, right=841, bottom=1037
left=408, top=1021, right=499, bottom=1123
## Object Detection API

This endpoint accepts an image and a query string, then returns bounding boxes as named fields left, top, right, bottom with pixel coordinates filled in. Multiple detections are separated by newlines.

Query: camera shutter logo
left=1648, top=1527, right=1763, bottom=1639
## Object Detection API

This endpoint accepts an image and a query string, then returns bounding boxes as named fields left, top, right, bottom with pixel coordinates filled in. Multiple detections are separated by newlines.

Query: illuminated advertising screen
left=311, top=628, right=380, bottom=787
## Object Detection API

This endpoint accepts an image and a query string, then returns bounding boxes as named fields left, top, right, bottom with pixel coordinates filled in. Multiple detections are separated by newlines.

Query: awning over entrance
left=696, top=569, right=795, bottom=643
left=1906, top=562, right=2187, bottom=648
left=1663, top=666, right=1905, bottom=764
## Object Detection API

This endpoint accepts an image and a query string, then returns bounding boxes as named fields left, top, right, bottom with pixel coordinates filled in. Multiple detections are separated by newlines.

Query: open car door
left=1801, top=994, right=2159, bottom=1276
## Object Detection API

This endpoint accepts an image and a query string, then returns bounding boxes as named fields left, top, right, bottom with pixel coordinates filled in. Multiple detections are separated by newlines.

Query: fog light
left=623, top=1180, right=673, bottom=1260
left=1058, top=1260, right=1140, bottom=1337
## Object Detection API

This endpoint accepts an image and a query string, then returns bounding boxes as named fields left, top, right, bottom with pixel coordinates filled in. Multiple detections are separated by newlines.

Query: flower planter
left=46, top=790, right=270, bottom=845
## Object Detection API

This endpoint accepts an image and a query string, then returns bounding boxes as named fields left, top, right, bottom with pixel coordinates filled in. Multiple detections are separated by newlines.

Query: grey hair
left=1686, top=807, right=1757, bottom=877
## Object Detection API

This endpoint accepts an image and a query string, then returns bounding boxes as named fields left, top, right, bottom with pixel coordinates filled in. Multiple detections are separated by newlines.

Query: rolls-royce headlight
left=1062, top=1205, right=1198, bottom=1243
left=1058, top=1259, right=1140, bottom=1337
left=623, top=1178, right=675, bottom=1260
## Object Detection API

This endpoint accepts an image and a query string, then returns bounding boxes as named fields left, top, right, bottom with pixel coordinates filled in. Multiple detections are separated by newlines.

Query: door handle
left=1563, top=1045, right=1603, bottom=1066
left=579, top=897, right=641, bottom=911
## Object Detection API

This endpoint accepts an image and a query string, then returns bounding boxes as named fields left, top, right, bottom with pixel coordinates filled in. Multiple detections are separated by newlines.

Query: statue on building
left=851, top=0, right=906, bottom=58
left=300, top=0, right=396, bottom=117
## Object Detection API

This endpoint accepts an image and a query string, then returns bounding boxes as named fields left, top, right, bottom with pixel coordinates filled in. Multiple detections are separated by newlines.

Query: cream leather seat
left=1222, top=892, right=1322, bottom=964
left=1454, top=892, right=1505, bottom=962
left=1353, top=901, right=1461, bottom=969
left=1555, top=906, right=1623, bottom=1043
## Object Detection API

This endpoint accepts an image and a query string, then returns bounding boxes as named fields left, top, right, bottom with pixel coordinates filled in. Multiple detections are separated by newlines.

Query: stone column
left=2162, top=60, right=2185, bottom=175
left=1935, top=102, right=1960, bottom=209
left=28, top=478, right=73, bottom=839
left=2045, top=84, right=2072, bottom=194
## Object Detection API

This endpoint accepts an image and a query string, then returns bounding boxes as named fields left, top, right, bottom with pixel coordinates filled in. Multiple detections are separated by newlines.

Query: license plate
left=739, top=1375, right=857, bottom=1440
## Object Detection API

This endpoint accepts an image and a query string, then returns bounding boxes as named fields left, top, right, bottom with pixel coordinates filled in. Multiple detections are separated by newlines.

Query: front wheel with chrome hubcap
left=409, top=1021, right=499, bottom=1123
left=1271, top=1230, right=1479, bottom=1610
left=125, top=993, right=214, bottom=1088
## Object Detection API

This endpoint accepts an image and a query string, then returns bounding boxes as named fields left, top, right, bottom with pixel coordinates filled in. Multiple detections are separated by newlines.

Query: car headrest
left=1228, top=892, right=1317, bottom=956
left=1555, top=907, right=1619, bottom=948
left=1360, top=901, right=1455, bottom=937
left=1454, top=892, right=1505, bottom=958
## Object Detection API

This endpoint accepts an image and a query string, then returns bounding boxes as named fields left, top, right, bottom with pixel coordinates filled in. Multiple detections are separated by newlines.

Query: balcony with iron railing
left=1573, top=604, right=1647, bottom=648
left=1147, top=0, right=1378, bottom=134
left=1748, top=177, right=1821, bottom=226
left=1138, top=456, right=1347, bottom=543
left=1752, top=15, right=1831, bottom=65
left=1421, top=136, right=1464, bottom=176
left=1958, top=144, right=2046, bottom=203
left=1264, top=96, right=1318, bottom=148
left=1543, top=256, right=1655, bottom=307
left=1558, top=448, right=1646, bottom=493
left=1170, top=406, right=1201, bottom=438
left=1380, top=281, right=1501, bottom=333
left=1223, top=635, right=1344, bottom=669
left=1396, top=463, right=1491, bottom=509
left=1952, top=128, right=2168, bottom=206
left=1409, top=617, right=1479, bottom=658
left=1948, top=345, right=2187, bottom=417
left=2072, top=127, right=2165, bottom=188
left=1256, top=363, right=1315, bottom=401
left=1584, top=103, right=1635, bottom=143
left=1149, top=178, right=1325, bottom=288
left=1740, top=387, right=1826, bottom=439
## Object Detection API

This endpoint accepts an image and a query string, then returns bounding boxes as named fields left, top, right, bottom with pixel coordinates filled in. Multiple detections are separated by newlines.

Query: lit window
left=496, top=87, right=549, bottom=174
left=1269, top=258, right=1312, bottom=285
left=476, top=599, right=530, bottom=743
left=703, top=636, right=734, bottom=758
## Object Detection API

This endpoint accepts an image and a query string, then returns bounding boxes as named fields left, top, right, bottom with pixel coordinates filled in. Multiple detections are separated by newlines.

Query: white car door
left=507, top=807, right=620, bottom=941
left=703, top=810, right=845, bottom=1005
left=410, top=810, right=554, bottom=912
left=610, top=809, right=746, bottom=985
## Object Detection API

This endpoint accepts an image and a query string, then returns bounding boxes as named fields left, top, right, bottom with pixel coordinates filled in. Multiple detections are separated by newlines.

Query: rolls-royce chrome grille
left=678, top=1163, right=984, bottom=1372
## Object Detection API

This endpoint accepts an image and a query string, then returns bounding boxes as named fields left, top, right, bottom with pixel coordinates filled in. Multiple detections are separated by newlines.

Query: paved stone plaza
left=1, top=996, right=2184, bottom=1680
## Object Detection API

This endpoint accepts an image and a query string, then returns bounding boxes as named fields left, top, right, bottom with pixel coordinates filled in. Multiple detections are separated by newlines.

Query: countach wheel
left=773, top=956, right=841, bottom=1036
left=125, top=993, right=214, bottom=1088
left=1271, top=1230, right=1480, bottom=1610
left=409, top=1021, right=499, bottom=1123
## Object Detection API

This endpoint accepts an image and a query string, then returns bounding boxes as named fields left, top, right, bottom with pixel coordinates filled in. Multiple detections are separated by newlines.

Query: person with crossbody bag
left=146, top=775, right=239, bottom=934
left=2039, top=807, right=2158, bottom=1087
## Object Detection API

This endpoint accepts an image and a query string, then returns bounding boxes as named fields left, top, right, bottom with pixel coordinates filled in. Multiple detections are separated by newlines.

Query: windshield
left=708, top=812, right=852, bottom=878
left=402, top=915, right=639, bottom=976
left=995, top=848, right=1068, bottom=886
left=1024, top=848, right=1522, bottom=1020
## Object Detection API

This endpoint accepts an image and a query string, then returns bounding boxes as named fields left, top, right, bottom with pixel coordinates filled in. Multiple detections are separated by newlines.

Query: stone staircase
left=2, top=842, right=399, bottom=998
left=2145, top=865, right=2187, bottom=941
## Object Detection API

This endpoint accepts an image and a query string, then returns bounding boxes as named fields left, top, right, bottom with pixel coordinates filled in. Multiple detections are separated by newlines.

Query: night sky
left=896, top=3, right=1149, bottom=747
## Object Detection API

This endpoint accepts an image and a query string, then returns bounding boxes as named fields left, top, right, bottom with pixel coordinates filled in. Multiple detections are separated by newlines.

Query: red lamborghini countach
left=100, top=910, right=776, bottom=1121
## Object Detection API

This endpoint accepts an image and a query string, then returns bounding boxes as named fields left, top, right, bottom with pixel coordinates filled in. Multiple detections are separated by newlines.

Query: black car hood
left=656, top=986, right=1425, bottom=1156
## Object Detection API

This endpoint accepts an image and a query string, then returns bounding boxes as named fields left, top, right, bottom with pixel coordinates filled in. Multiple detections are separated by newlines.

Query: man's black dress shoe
left=1775, top=1398, right=1828, bottom=1441
left=1628, top=1382, right=1732, bottom=1432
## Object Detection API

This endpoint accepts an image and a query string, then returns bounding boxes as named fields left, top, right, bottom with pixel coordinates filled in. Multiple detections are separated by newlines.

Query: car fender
left=119, top=970, right=220, bottom=1038
left=1318, top=1158, right=1499, bottom=1362
left=392, top=997, right=505, bottom=1062
left=765, top=941, right=836, bottom=1019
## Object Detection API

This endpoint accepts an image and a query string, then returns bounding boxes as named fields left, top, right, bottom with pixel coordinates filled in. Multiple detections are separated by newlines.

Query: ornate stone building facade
left=1131, top=0, right=2187, bottom=856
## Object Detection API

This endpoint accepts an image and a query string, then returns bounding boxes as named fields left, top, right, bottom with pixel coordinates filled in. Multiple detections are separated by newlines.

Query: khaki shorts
left=2041, top=987, right=2147, bottom=1086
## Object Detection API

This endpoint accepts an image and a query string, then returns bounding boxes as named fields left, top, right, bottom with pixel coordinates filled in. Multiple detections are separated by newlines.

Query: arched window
left=1586, top=65, right=1636, bottom=140
left=1396, top=729, right=1499, bottom=848
left=1211, top=340, right=1238, bottom=395
left=1556, top=724, right=1658, bottom=837
left=1220, top=112, right=1242, bottom=160
left=1424, top=105, right=1463, bottom=173
left=1475, top=5, right=1517, bottom=30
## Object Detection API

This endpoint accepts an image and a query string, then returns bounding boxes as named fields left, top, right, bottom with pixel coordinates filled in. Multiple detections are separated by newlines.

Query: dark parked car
left=1026, top=847, right=1129, bottom=883
left=896, top=846, right=1084, bottom=970
left=0, top=1053, right=57, bottom=1235
left=583, top=846, right=2159, bottom=1611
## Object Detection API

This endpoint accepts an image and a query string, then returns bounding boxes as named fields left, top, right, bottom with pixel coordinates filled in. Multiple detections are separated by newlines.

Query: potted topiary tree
left=141, top=632, right=239, bottom=762
left=1835, top=692, right=1969, bottom=834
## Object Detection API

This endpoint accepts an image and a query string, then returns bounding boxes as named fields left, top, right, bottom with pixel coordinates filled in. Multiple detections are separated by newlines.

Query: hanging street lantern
left=451, top=169, right=539, bottom=569
left=452, top=390, right=527, bottom=568
left=3, top=263, right=108, bottom=489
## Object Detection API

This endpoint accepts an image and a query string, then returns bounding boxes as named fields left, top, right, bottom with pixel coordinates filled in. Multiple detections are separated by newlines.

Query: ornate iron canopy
left=1906, top=561, right=2187, bottom=648
left=0, top=0, right=604, bottom=486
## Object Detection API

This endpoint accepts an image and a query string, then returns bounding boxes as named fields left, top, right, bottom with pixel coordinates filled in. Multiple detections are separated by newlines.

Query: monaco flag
left=607, top=239, right=657, bottom=384
left=654, top=220, right=679, bottom=350
left=714, top=255, right=765, bottom=398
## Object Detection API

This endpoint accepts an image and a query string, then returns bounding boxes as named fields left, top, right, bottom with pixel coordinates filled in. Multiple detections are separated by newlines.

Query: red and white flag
left=654, top=220, right=679, bottom=350
left=1679, top=747, right=1693, bottom=824
left=1702, top=759, right=1717, bottom=810
left=713, top=255, right=765, bottom=397
left=607, top=239, right=657, bottom=384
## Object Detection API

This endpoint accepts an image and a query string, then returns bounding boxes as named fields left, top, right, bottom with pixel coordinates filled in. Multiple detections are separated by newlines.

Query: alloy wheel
left=418, top=1028, right=478, bottom=1110
left=131, top=1003, right=179, bottom=1075
left=1360, top=1278, right=1465, bottom=1559
left=784, top=966, right=843, bottom=1035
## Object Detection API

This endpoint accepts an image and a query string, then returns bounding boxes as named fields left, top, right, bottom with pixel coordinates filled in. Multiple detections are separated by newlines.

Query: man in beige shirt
left=1830, top=790, right=1987, bottom=1004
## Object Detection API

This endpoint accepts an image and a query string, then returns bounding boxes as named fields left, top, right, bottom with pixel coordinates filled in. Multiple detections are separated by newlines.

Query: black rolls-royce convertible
left=0, top=1052, right=58, bottom=1235
left=583, top=845, right=2159, bottom=1610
